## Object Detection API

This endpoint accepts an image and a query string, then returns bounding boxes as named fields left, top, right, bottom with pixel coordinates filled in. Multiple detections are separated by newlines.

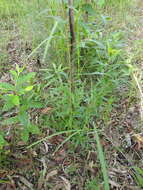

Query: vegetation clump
left=0, top=0, right=143, bottom=189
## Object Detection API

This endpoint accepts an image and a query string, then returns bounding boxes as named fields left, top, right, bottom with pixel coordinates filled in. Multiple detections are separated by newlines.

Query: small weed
left=0, top=64, right=43, bottom=148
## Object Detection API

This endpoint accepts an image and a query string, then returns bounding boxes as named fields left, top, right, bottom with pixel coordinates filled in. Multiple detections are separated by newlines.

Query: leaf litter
left=0, top=1, right=143, bottom=190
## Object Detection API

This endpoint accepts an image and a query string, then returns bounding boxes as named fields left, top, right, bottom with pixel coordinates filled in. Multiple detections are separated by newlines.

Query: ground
left=0, top=0, right=143, bottom=190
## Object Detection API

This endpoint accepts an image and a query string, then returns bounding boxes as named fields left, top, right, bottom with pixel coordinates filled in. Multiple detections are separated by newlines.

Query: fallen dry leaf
left=0, top=184, right=15, bottom=190
left=13, top=175, right=34, bottom=190
left=60, top=176, right=71, bottom=190
left=48, top=135, right=64, bottom=145
left=41, top=141, right=49, bottom=154
left=54, top=149, right=66, bottom=163
left=37, top=158, right=47, bottom=190
left=17, top=141, right=26, bottom=146
left=41, top=107, right=52, bottom=114
left=46, top=170, right=58, bottom=181
left=0, top=170, right=7, bottom=178
left=13, top=158, right=33, bottom=170
left=109, top=180, right=120, bottom=188
left=132, top=133, right=143, bottom=149
left=53, top=183, right=65, bottom=190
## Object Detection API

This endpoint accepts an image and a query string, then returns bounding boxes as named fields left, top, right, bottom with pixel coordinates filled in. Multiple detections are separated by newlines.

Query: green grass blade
left=27, top=21, right=58, bottom=60
left=53, top=131, right=79, bottom=155
left=26, top=129, right=82, bottom=149
left=42, top=21, right=59, bottom=63
left=93, top=123, right=110, bottom=190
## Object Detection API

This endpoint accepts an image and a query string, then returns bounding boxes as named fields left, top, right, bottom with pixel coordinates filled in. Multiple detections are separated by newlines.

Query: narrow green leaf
left=81, top=3, right=95, bottom=15
left=2, top=116, right=19, bottom=125
left=28, top=101, right=44, bottom=108
left=17, top=72, right=36, bottom=85
left=16, top=64, right=20, bottom=74
left=2, top=95, right=14, bottom=111
left=42, top=21, right=59, bottom=63
left=98, top=0, right=105, bottom=7
left=21, top=129, right=29, bottom=142
left=11, top=95, right=20, bottom=105
left=28, top=124, right=40, bottom=134
left=2, top=102, right=15, bottom=111
left=0, top=135, right=7, bottom=148
left=18, top=111, right=29, bottom=126
left=0, top=82, right=14, bottom=91
left=10, top=70, right=18, bottom=80
left=25, top=86, right=33, bottom=91
left=94, top=124, right=110, bottom=190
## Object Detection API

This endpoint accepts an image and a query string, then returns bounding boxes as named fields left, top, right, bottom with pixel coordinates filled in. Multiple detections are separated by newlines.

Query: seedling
left=0, top=64, right=43, bottom=148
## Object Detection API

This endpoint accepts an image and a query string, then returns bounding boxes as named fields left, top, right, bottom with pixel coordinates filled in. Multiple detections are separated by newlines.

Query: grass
left=94, top=123, right=110, bottom=190
left=0, top=0, right=143, bottom=189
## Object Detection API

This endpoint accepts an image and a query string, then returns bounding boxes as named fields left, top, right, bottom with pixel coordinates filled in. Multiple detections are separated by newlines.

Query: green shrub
left=0, top=64, right=43, bottom=148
